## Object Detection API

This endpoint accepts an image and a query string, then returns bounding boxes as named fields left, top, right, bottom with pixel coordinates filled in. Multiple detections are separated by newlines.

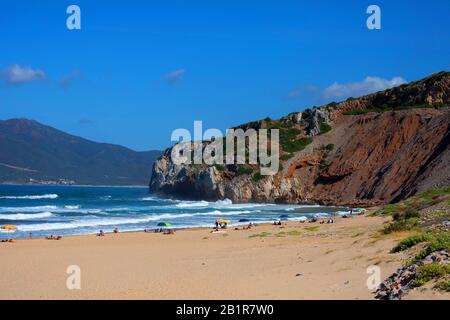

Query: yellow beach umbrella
left=1, top=225, right=18, bottom=231
left=216, top=219, right=230, bottom=224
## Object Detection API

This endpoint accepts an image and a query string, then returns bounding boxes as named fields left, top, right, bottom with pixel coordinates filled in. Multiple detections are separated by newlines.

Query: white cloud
left=322, top=76, right=407, bottom=100
left=1, top=64, right=46, bottom=85
left=162, top=68, right=185, bottom=83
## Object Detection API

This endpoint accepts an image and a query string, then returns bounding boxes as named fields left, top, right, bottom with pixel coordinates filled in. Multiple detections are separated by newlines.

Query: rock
left=375, top=250, right=449, bottom=300
left=292, top=112, right=303, bottom=124
left=302, top=108, right=331, bottom=137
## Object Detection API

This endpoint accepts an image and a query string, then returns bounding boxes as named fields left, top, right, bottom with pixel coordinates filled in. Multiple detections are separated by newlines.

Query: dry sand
left=0, top=213, right=448, bottom=300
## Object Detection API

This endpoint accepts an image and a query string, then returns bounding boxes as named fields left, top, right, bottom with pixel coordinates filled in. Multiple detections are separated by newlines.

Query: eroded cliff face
left=149, top=72, right=450, bottom=206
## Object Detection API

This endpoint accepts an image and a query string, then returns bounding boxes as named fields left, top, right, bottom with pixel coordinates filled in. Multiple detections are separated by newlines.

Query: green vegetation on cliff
left=374, top=186, right=450, bottom=234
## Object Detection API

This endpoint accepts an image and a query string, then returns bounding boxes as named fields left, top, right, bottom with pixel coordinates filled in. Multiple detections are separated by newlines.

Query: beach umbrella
left=238, top=218, right=250, bottom=223
left=216, top=219, right=231, bottom=224
left=157, top=222, right=173, bottom=227
left=1, top=225, right=18, bottom=231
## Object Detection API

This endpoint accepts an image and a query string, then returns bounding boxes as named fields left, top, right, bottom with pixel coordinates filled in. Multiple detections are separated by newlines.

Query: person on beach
left=46, top=235, right=62, bottom=240
left=113, top=228, right=119, bottom=233
left=28, top=232, right=33, bottom=239
left=97, top=230, right=105, bottom=237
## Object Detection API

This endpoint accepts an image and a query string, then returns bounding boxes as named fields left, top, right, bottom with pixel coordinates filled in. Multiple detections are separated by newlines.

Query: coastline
left=1, top=211, right=447, bottom=300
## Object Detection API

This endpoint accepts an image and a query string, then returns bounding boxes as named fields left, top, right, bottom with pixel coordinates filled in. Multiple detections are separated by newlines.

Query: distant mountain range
left=0, top=119, right=161, bottom=186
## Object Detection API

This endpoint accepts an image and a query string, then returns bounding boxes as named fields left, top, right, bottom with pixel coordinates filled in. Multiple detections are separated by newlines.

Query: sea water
left=0, top=185, right=352, bottom=239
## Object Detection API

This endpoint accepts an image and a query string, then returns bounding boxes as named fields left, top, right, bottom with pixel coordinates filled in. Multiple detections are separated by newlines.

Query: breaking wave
left=0, top=194, right=58, bottom=200
left=0, top=212, right=54, bottom=220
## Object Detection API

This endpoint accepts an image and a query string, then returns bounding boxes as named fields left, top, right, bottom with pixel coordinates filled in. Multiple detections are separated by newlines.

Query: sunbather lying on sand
left=1, top=239, right=14, bottom=242
left=46, top=235, right=62, bottom=240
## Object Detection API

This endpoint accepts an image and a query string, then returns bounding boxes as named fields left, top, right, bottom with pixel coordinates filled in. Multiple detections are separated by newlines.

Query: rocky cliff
left=149, top=71, right=450, bottom=206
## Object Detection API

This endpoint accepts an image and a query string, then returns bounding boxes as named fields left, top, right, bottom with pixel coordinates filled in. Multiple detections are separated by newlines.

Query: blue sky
left=1, top=0, right=449, bottom=151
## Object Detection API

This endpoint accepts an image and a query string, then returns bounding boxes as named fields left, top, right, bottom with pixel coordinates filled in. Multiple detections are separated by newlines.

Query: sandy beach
left=0, top=212, right=448, bottom=300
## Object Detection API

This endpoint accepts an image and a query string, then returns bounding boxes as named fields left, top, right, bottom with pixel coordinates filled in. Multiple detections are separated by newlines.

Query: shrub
left=342, top=103, right=436, bottom=116
left=410, top=263, right=450, bottom=287
left=253, top=171, right=264, bottom=182
left=435, top=280, right=450, bottom=292
left=327, top=102, right=338, bottom=108
left=282, top=137, right=313, bottom=153
left=319, top=122, right=332, bottom=134
left=414, top=232, right=450, bottom=261
left=280, top=153, right=294, bottom=161
left=390, top=234, right=431, bottom=253
left=235, top=166, right=253, bottom=176
left=325, top=144, right=334, bottom=151
left=382, top=217, right=419, bottom=234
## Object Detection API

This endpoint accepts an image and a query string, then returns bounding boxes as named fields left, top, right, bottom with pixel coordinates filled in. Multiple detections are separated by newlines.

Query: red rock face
left=150, top=72, right=450, bottom=205
left=309, top=108, right=450, bottom=205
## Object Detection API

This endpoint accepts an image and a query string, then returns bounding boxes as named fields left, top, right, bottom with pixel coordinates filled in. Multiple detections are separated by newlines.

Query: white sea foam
left=64, top=205, right=80, bottom=210
left=336, top=210, right=362, bottom=216
left=141, top=196, right=158, bottom=201
left=289, top=216, right=308, bottom=221
left=215, top=199, right=233, bottom=206
left=16, top=212, right=197, bottom=232
left=0, top=212, right=53, bottom=220
left=175, top=200, right=210, bottom=208
left=0, top=206, right=101, bottom=215
left=198, top=210, right=252, bottom=216
left=0, top=206, right=58, bottom=213
left=0, top=194, right=58, bottom=200
left=313, top=213, right=331, bottom=218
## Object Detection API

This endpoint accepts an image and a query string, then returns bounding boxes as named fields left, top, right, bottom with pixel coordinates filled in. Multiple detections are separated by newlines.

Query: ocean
left=0, top=185, right=352, bottom=239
